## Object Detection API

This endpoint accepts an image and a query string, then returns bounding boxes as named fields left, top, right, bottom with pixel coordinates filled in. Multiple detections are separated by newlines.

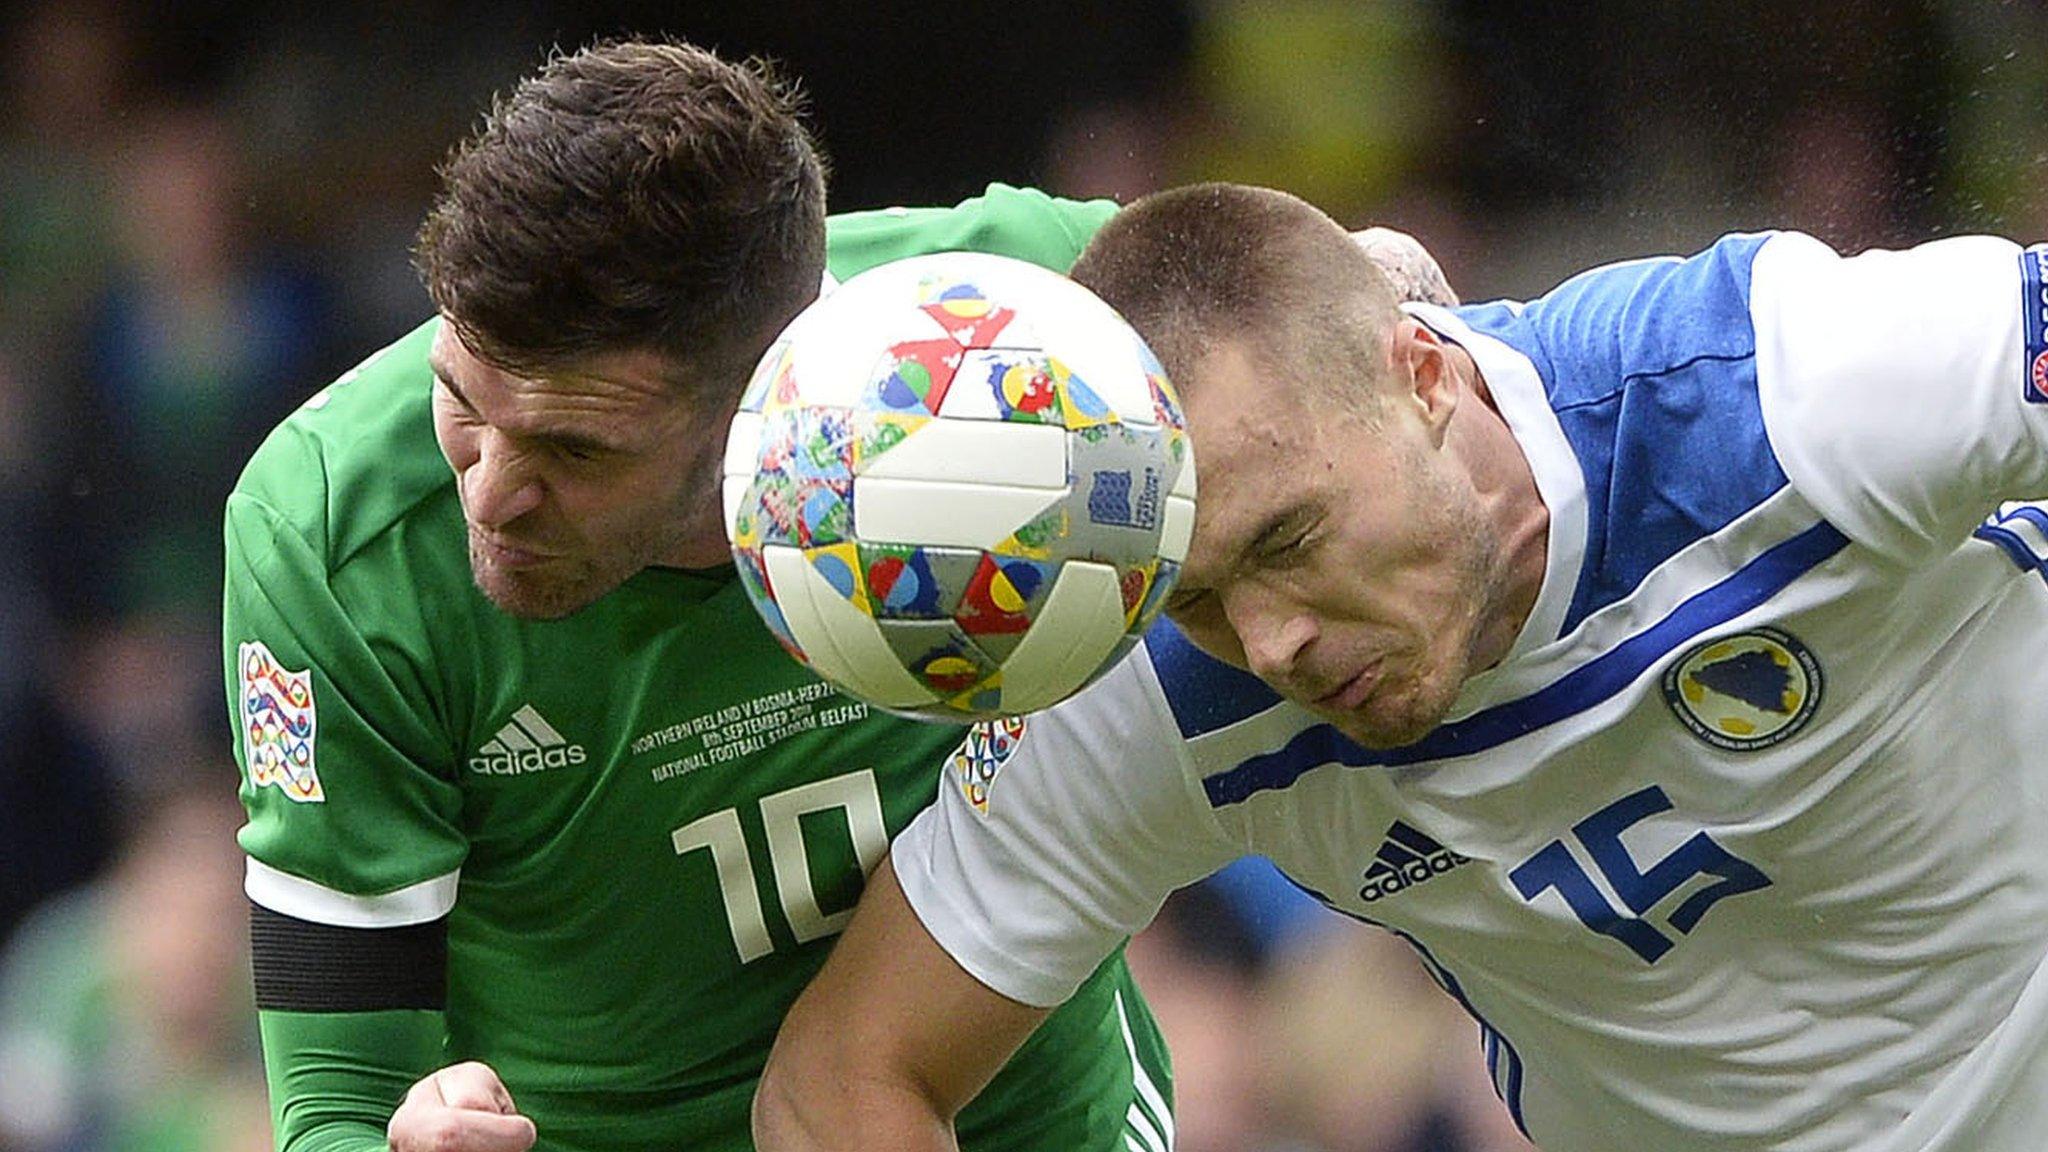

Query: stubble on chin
left=1336, top=487, right=1504, bottom=749
left=1328, top=655, right=1466, bottom=751
left=468, top=511, right=697, bottom=620
left=461, top=455, right=726, bottom=620
left=468, top=536, right=606, bottom=621
left=1332, top=706, right=1439, bottom=752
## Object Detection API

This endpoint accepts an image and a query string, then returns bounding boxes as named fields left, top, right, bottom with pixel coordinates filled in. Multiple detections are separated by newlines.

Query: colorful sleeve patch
left=2023, top=244, right=2048, bottom=403
left=947, top=715, right=1028, bottom=817
left=240, top=640, right=324, bottom=802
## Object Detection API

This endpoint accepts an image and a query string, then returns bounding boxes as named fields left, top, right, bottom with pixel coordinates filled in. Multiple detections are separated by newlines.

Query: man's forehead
left=426, top=321, right=461, bottom=376
left=433, top=323, right=684, bottom=405
left=1179, top=429, right=1303, bottom=586
left=1176, top=347, right=1312, bottom=583
left=1182, top=348, right=1322, bottom=481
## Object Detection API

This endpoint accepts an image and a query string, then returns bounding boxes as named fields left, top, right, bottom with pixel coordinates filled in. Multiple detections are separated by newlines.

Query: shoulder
left=1745, top=230, right=2030, bottom=355
left=825, top=183, right=1120, bottom=278
left=230, top=317, right=460, bottom=574
left=1460, top=232, right=1781, bottom=411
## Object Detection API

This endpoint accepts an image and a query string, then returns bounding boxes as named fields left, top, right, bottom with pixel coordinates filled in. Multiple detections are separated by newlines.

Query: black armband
left=249, top=900, right=448, bottom=1012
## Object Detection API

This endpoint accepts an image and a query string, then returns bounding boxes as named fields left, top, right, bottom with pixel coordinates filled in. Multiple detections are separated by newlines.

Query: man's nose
left=1223, top=585, right=1317, bottom=685
left=463, top=431, right=544, bottom=529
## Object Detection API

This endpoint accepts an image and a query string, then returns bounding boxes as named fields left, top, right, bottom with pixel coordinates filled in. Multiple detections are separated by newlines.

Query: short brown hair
left=415, top=37, right=828, bottom=396
left=1069, top=183, right=1400, bottom=407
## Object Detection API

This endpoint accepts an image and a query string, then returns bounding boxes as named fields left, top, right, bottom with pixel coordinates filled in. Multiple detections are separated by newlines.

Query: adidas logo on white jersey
left=469, top=704, right=588, bottom=775
left=1358, top=820, right=1471, bottom=902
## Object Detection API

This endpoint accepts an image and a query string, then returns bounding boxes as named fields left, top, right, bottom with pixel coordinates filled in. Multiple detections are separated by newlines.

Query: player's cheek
left=432, top=407, right=479, bottom=473
left=1174, top=603, right=1253, bottom=671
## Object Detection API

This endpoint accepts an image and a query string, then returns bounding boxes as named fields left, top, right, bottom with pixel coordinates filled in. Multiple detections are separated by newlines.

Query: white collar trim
left=1403, top=302, right=1588, bottom=716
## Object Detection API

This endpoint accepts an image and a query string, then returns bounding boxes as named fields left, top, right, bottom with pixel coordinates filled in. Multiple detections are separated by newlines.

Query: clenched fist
left=387, top=1062, right=538, bottom=1152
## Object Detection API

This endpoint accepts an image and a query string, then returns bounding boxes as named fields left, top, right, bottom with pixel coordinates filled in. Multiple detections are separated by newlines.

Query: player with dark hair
left=226, top=38, right=1177, bottom=1152
left=757, top=183, right=2048, bottom=1152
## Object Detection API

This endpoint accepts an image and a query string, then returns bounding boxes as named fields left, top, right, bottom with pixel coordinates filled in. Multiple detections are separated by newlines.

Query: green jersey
left=226, top=185, right=1172, bottom=1152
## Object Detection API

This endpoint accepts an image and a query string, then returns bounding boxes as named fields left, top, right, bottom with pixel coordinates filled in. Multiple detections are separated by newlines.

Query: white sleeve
left=891, top=645, right=1242, bottom=1008
left=1753, top=232, right=2048, bottom=563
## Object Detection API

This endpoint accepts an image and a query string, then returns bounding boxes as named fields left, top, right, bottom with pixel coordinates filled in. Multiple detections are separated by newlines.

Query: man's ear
left=1391, top=317, right=1457, bottom=445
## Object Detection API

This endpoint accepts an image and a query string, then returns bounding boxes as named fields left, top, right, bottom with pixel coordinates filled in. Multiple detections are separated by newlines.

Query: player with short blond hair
left=757, top=183, right=2048, bottom=1152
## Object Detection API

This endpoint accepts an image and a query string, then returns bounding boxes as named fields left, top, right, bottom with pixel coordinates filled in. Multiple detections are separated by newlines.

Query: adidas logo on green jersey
left=470, top=704, right=588, bottom=774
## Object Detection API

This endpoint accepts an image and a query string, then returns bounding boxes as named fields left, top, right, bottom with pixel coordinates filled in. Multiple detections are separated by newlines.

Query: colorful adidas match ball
left=722, top=252, right=1196, bottom=722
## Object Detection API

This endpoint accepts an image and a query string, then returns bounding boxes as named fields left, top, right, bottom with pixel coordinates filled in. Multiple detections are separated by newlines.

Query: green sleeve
left=225, top=486, right=466, bottom=906
left=825, top=183, right=1121, bottom=279
left=260, top=1008, right=448, bottom=1152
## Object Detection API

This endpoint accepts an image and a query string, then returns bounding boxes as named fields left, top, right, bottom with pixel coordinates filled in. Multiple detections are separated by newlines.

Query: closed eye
left=1258, top=518, right=1320, bottom=566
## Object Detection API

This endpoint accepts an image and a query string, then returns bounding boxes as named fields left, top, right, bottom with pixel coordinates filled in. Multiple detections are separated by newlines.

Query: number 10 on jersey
left=671, top=769, right=890, bottom=963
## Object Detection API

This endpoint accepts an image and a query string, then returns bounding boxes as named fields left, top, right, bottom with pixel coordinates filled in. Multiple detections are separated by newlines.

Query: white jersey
left=895, top=232, right=2048, bottom=1151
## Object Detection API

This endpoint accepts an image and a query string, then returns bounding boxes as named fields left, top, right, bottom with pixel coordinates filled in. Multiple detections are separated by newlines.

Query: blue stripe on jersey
left=1975, top=503, right=2048, bottom=582
left=1402, top=931, right=1527, bottom=1136
left=1976, top=524, right=2044, bottom=576
left=1290, top=877, right=1532, bottom=1139
left=2023, top=245, right=2048, bottom=402
left=1143, top=618, right=1283, bottom=739
left=1457, top=233, right=1788, bottom=635
left=1201, top=520, right=1850, bottom=807
left=1479, top=1010, right=1528, bottom=1132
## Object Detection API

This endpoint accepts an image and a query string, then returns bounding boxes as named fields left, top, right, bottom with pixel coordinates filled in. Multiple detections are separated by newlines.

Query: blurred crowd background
left=0, top=2, right=2042, bottom=1150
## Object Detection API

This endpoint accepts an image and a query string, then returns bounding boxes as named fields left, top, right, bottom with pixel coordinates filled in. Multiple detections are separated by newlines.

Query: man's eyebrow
left=428, top=357, right=478, bottom=412
left=1166, top=513, right=1283, bottom=612
left=546, top=428, right=627, bottom=457
left=1247, top=511, right=1294, bottom=554
left=1237, top=505, right=1307, bottom=563
left=428, top=358, right=629, bottom=456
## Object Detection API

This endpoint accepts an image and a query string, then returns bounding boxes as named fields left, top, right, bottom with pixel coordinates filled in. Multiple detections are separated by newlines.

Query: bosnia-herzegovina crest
left=1662, top=627, right=1821, bottom=751
left=240, top=640, right=324, bottom=802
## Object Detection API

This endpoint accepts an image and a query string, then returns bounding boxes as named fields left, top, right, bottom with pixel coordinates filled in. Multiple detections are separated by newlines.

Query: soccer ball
left=722, top=252, right=1196, bottom=722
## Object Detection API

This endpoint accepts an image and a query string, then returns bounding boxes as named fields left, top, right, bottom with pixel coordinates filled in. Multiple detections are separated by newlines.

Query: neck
left=1448, top=344, right=1550, bottom=671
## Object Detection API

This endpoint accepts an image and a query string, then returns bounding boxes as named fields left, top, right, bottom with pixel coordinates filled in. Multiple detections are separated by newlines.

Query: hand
left=1353, top=226, right=1460, bottom=307
left=387, top=1061, right=538, bottom=1152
